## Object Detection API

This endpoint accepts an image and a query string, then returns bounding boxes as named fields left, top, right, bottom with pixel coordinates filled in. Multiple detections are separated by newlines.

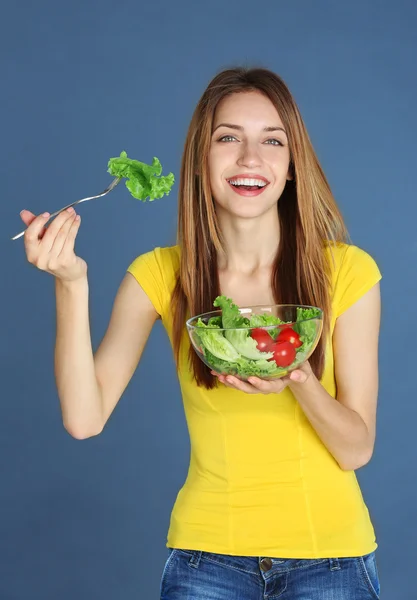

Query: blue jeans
left=160, top=548, right=380, bottom=599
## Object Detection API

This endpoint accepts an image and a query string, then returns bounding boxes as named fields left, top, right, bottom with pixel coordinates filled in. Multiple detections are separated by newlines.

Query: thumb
left=289, top=370, right=308, bottom=383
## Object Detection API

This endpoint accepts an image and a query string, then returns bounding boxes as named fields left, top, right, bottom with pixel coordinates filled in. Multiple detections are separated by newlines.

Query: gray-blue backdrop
left=2, top=1, right=416, bottom=598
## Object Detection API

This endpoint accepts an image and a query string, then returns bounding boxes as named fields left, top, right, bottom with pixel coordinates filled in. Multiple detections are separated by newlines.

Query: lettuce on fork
left=107, top=151, right=175, bottom=201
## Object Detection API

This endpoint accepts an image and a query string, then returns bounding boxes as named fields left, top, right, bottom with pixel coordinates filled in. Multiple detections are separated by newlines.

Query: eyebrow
left=213, top=123, right=287, bottom=135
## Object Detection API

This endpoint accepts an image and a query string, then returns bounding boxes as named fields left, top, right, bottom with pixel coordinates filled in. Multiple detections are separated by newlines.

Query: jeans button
left=260, top=557, right=273, bottom=571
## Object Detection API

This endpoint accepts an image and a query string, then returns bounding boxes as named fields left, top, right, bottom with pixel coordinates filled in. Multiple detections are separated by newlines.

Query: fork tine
left=108, top=177, right=121, bottom=191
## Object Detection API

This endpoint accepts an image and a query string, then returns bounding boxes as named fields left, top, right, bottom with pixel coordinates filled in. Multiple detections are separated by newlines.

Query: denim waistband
left=168, top=548, right=374, bottom=577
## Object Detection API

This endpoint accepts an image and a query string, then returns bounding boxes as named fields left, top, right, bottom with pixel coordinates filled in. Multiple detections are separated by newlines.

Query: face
left=209, top=90, right=292, bottom=219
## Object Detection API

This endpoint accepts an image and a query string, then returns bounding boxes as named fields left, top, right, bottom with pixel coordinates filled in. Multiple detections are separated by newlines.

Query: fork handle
left=11, top=177, right=120, bottom=241
left=11, top=199, right=85, bottom=241
left=47, top=199, right=83, bottom=220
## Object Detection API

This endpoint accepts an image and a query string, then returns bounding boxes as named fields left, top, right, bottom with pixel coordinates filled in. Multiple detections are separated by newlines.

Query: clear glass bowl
left=186, top=304, right=323, bottom=381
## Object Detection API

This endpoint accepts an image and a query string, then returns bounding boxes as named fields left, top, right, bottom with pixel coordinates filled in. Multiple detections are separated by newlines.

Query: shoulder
left=324, top=240, right=381, bottom=274
left=127, top=244, right=180, bottom=280
left=126, top=245, right=180, bottom=318
left=324, top=241, right=382, bottom=318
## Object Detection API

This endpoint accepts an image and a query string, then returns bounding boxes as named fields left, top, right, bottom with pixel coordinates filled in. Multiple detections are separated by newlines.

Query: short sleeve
left=126, top=248, right=166, bottom=318
left=333, top=245, right=382, bottom=318
left=126, top=246, right=180, bottom=323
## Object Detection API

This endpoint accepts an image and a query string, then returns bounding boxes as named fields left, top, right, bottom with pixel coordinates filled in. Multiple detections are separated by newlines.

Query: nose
left=236, top=141, right=262, bottom=169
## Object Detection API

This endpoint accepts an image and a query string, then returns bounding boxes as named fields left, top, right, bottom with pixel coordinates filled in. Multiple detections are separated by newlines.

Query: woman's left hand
left=211, top=361, right=313, bottom=394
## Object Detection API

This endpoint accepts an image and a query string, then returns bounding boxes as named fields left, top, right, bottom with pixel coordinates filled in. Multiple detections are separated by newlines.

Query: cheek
left=208, top=151, right=225, bottom=187
left=267, top=151, right=291, bottom=173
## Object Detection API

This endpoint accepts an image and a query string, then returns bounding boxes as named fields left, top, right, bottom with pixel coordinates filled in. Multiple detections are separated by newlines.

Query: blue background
left=2, top=0, right=416, bottom=598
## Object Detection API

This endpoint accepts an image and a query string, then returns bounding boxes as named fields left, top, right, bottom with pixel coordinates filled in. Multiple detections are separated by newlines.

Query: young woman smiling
left=20, top=67, right=382, bottom=599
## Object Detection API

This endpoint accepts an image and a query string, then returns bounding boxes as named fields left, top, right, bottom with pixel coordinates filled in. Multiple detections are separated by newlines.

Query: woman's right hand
left=21, top=207, right=88, bottom=282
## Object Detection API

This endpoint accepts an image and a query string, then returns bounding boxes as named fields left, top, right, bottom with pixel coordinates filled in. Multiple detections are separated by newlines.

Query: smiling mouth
left=226, top=178, right=270, bottom=197
left=227, top=177, right=270, bottom=191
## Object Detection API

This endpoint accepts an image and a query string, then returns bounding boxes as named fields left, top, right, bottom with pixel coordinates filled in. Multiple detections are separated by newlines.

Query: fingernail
left=20, top=209, right=25, bottom=215
left=42, top=212, right=50, bottom=218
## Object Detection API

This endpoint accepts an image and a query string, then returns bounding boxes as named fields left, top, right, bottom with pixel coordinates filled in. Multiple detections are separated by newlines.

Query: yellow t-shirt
left=127, top=242, right=382, bottom=559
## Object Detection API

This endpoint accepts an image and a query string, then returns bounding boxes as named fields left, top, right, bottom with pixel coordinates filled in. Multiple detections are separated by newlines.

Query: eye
left=264, top=139, right=284, bottom=146
left=218, top=135, right=238, bottom=142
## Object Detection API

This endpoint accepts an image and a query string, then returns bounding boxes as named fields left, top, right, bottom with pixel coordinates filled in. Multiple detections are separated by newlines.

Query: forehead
left=213, top=90, right=283, bottom=126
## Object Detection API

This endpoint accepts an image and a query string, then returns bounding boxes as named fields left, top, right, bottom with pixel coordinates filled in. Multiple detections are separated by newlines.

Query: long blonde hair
left=171, top=67, right=350, bottom=389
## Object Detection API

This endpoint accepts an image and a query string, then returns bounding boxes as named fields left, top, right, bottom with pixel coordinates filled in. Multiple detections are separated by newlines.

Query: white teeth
left=228, top=178, right=267, bottom=187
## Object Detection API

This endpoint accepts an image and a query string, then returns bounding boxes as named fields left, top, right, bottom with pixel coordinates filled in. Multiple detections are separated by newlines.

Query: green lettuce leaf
left=204, top=348, right=288, bottom=379
left=248, top=313, right=287, bottom=341
left=207, top=316, right=223, bottom=327
left=224, top=329, right=274, bottom=360
left=293, top=307, right=322, bottom=351
left=213, top=296, right=249, bottom=329
left=296, top=307, right=322, bottom=321
left=107, top=151, right=175, bottom=201
left=248, top=313, right=284, bottom=327
left=203, top=349, right=288, bottom=379
left=195, top=318, right=240, bottom=362
left=212, top=296, right=272, bottom=359
left=202, top=349, right=240, bottom=375
left=236, top=356, right=288, bottom=378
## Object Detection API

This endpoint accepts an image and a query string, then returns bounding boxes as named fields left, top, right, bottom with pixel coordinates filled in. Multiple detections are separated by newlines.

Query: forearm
left=289, top=374, right=372, bottom=471
left=54, top=276, right=103, bottom=438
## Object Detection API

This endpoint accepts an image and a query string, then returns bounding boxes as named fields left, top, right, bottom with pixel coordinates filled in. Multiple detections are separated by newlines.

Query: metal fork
left=11, top=177, right=121, bottom=241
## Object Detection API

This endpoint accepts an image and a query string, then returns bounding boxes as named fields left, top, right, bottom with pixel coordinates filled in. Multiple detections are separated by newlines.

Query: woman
left=20, top=67, right=382, bottom=599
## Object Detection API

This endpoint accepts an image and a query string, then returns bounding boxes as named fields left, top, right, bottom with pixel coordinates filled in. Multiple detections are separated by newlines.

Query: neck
left=216, top=208, right=280, bottom=275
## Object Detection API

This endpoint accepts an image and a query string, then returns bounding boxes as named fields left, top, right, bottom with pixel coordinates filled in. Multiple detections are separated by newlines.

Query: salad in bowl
left=186, top=296, right=323, bottom=381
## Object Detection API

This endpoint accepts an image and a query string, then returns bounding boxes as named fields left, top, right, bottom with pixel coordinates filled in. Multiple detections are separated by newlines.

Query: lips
left=227, top=173, right=270, bottom=184
left=226, top=174, right=270, bottom=197
left=227, top=181, right=269, bottom=197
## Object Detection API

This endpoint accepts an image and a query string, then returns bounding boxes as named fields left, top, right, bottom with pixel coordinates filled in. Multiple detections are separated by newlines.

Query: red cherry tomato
left=270, top=341, right=296, bottom=367
left=280, top=323, right=295, bottom=330
left=250, top=328, right=274, bottom=351
left=277, top=327, right=302, bottom=348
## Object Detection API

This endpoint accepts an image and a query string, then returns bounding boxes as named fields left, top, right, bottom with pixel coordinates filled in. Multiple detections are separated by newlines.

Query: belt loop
left=329, top=558, right=341, bottom=571
left=189, top=550, right=203, bottom=569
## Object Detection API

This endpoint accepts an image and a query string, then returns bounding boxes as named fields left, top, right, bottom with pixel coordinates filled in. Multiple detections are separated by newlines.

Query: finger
left=21, top=209, right=49, bottom=242
left=247, top=376, right=287, bottom=394
left=288, top=370, right=308, bottom=383
left=213, top=374, right=227, bottom=384
left=223, top=375, right=261, bottom=394
left=215, top=374, right=237, bottom=387
left=50, top=211, right=79, bottom=256
left=24, top=212, right=51, bottom=260
left=58, top=213, right=81, bottom=257
left=20, top=209, right=37, bottom=226
left=211, top=371, right=224, bottom=379
left=41, top=209, right=78, bottom=253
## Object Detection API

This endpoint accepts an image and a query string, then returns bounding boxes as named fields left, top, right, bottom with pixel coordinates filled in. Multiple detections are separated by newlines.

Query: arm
left=55, top=272, right=159, bottom=439
left=288, top=282, right=381, bottom=470
left=215, top=282, right=381, bottom=471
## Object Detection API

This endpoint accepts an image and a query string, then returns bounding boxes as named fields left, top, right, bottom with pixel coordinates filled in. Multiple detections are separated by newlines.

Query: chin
left=221, top=204, right=277, bottom=221
left=217, top=195, right=277, bottom=215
